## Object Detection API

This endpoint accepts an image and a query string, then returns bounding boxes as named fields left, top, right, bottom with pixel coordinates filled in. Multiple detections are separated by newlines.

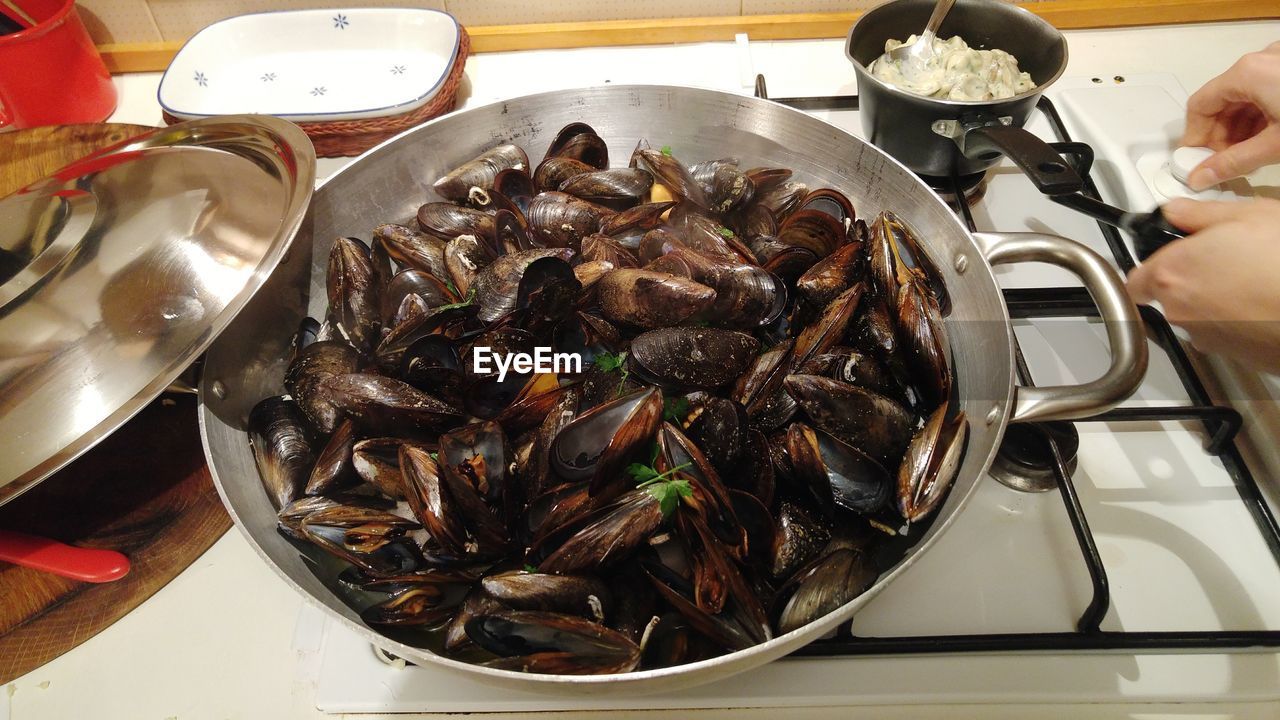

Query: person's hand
left=1183, top=42, right=1280, bottom=191
left=1127, top=197, right=1280, bottom=373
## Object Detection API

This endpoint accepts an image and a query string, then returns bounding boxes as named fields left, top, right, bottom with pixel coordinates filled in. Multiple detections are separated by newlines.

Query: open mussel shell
left=898, top=403, right=969, bottom=523
left=769, top=501, right=831, bottom=581
left=539, top=489, right=664, bottom=574
left=467, top=610, right=641, bottom=675
left=730, top=338, right=797, bottom=433
left=549, top=387, right=663, bottom=495
left=284, top=340, right=361, bottom=434
left=868, top=209, right=951, bottom=316
left=433, top=143, right=529, bottom=205
left=444, top=232, right=496, bottom=297
left=494, top=167, right=536, bottom=214
left=398, top=334, right=464, bottom=404
left=300, top=509, right=424, bottom=577
left=753, top=179, right=809, bottom=222
left=492, top=372, right=571, bottom=437
left=629, top=327, right=759, bottom=391
left=896, top=276, right=952, bottom=410
left=399, top=444, right=468, bottom=555
left=326, top=236, right=380, bottom=353
left=248, top=396, right=316, bottom=510
left=596, top=268, right=716, bottom=329
left=445, top=587, right=505, bottom=651
left=319, top=373, right=463, bottom=437
left=382, top=269, right=457, bottom=324
left=362, top=584, right=460, bottom=627
left=473, top=248, right=576, bottom=325
left=352, top=437, right=431, bottom=499
left=681, top=394, right=749, bottom=473
left=544, top=122, right=610, bottom=169
left=581, top=234, right=639, bottom=268
left=516, top=256, right=582, bottom=330
left=783, top=374, right=913, bottom=466
left=775, top=547, right=878, bottom=634
left=600, top=201, right=674, bottom=238
left=791, top=284, right=865, bottom=372
left=481, top=571, right=612, bottom=621
left=691, top=158, right=754, bottom=214
left=786, top=421, right=893, bottom=516
left=374, top=223, right=449, bottom=280
left=799, top=346, right=902, bottom=402
left=439, top=420, right=512, bottom=521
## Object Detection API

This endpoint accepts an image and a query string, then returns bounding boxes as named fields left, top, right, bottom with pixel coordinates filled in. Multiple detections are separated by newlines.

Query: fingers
left=1160, top=198, right=1244, bottom=233
left=1187, top=125, right=1280, bottom=190
left=1182, top=48, right=1280, bottom=148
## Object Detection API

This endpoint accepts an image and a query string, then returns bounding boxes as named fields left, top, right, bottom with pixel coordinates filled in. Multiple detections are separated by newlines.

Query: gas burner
left=917, top=170, right=988, bottom=205
left=989, top=422, right=1080, bottom=492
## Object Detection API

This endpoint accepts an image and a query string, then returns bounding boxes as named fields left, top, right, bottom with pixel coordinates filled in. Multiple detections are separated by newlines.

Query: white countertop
left=7, top=20, right=1280, bottom=720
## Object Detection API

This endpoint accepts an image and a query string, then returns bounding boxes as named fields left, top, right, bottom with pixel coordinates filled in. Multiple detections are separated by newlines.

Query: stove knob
left=1170, top=146, right=1215, bottom=186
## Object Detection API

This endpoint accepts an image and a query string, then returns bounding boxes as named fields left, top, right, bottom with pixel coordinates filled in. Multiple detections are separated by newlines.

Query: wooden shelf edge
left=99, top=0, right=1278, bottom=74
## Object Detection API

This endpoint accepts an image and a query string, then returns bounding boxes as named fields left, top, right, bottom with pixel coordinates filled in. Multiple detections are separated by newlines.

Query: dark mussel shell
left=494, top=167, right=536, bottom=214
left=777, top=209, right=846, bottom=260
left=690, top=158, right=754, bottom=214
left=539, top=489, right=664, bottom=574
left=362, top=584, right=460, bottom=627
left=657, top=423, right=743, bottom=556
left=600, top=201, right=674, bottom=238
left=399, top=444, right=468, bottom=556
left=550, top=387, right=663, bottom=496
left=796, top=240, right=865, bottom=310
left=897, top=402, right=969, bottom=523
left=305, top=418, right=357, bottom=496
left=753, top=179, right=808, bottom=222
left=730, top=338, right=797, bottom=433
left=248, top=396, right=316, bottom=510
left=285, top=340, right=361, bottom=434
left=375, top=303, right=470, bottom=372
left=522, top=386, right=582, bottom=500
left=473, top=247, right=576, bottom=325
left=352, top=437, right=432, bottom=499
left=516, top=256, right=582, bottom=330
left=799, top=346, right=901, bottom=401
left=527, top=191, right=613, bottom=250
left=326, top=236, right=379, bottom=352
left=416, top=202, right=497, bottom=242
left=786, top=422, right=893, bottom=516
left=743, top=167, right=792, bottom=193
left=398, top=333, right=464, bottom=403
left=444, top=232, right=497, bottom=297
left=439, top=420, right=511, bottom=511
left=319, top=373, right=463, bottom=437
left=896, top=276, right=952, bottom=410
left=733, top=429, right=776, bottom=507
left=467, top=610, right=641, bottom=675
left=682, top=393, right=749, bottom=474
left=769, top=501, right=831, bottom=581
left=544, top=123, right=610, bottom=169
left=596, top=268, right=716, bottom=329
left=493, top=372, right=572, bottom=437
left=534, top=156, right=593, bottom=194
left=559, top=168, right=654, bottom=211
left=433, top=144, right=530, bottom=205
left=381, top=269, right=457, bottom=324
left=634, top=144, right=708, bottom=208
left=775, top=547, right=878, bottom=634
left=666, top=204, right=754, bottom=263
left=868, top=210, right=951, bottom=316
left=581, top=234, right=639, bottom=268
left=646, top=248, right=786, bottom=329
left=481, top=571, right=613, bottom=621
left=791, top=284, right=866, bottom=371
left=445, top=586, right=505, bottom=651
left=374, top=223, right=450, bottom=280
left=783, top=374, right=913, bottom=465
left=629, top=327, right=759, bottom=391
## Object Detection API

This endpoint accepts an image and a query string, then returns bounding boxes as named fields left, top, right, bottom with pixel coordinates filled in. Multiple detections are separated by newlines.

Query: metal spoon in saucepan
left=886, top=0, right=957, bottom=80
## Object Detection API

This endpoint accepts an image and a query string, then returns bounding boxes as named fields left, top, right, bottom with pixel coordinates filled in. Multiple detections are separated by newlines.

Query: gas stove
left=304, top=73, right=1280, bottom=713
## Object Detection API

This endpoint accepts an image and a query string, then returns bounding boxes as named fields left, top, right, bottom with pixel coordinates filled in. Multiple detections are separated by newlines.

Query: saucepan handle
left=940, top=121, right=1084, bottom=196
left=973, top=231, right=1149, bottom=424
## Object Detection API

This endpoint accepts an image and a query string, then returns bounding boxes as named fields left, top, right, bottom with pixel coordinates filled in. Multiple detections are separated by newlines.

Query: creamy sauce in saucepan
left=869, top=35, right=1036, bottom=101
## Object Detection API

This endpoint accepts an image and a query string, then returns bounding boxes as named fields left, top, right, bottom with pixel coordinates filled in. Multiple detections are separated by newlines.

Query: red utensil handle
left=0, top=529, right=130, bottom=582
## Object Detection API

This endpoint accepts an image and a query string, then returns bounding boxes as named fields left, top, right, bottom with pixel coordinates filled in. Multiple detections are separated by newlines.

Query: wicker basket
left=165, top=28, right=470, bottom=158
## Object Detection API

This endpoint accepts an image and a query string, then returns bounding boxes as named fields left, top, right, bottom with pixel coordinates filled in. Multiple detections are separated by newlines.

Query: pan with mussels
left=201, top=84, right=1145, bottom=693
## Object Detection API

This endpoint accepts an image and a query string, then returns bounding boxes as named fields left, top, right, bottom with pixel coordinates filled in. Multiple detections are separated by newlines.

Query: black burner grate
left=753, top=78, right=1280, bottom=655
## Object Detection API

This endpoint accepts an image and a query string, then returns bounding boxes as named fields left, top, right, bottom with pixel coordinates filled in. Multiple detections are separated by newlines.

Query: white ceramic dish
left=159, top=8, right=460, bottom=122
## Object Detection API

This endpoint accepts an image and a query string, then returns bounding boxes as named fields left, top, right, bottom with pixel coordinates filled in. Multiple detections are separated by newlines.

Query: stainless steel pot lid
left=0, top=115, right=315, bottom=505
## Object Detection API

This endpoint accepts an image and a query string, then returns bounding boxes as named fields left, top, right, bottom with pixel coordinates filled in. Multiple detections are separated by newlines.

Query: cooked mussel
left=248, top=396, right=315, bottom=510
left=434, top=144, right=530, bottom=206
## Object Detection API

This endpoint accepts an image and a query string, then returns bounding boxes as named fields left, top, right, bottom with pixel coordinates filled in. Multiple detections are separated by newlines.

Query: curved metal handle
left=975, top=231, right=1149, bottom=424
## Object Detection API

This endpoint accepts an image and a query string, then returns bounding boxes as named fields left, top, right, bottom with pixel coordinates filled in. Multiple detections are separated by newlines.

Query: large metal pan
left=199, top=85, right=1148, bottom=694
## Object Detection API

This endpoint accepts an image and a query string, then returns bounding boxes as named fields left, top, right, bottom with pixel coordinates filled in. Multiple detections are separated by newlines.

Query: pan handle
left=974, top=231, right=1149, bottom=424
left=938, top=121, right=1084, bottom=196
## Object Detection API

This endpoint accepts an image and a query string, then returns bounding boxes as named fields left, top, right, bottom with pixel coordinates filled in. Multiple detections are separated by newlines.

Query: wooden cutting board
left=0, top=124, right=232, bottom=684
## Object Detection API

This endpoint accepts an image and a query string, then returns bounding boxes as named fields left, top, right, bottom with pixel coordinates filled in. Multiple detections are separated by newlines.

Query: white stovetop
left=6, top=20, right=1280, bottom=720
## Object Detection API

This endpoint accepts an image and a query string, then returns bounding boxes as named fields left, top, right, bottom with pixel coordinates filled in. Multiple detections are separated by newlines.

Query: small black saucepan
left=846, top=0, right=1184, bottom=260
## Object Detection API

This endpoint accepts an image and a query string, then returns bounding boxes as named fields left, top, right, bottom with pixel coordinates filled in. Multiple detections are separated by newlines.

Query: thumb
left=1187, top=125, right=1280, bottom=190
